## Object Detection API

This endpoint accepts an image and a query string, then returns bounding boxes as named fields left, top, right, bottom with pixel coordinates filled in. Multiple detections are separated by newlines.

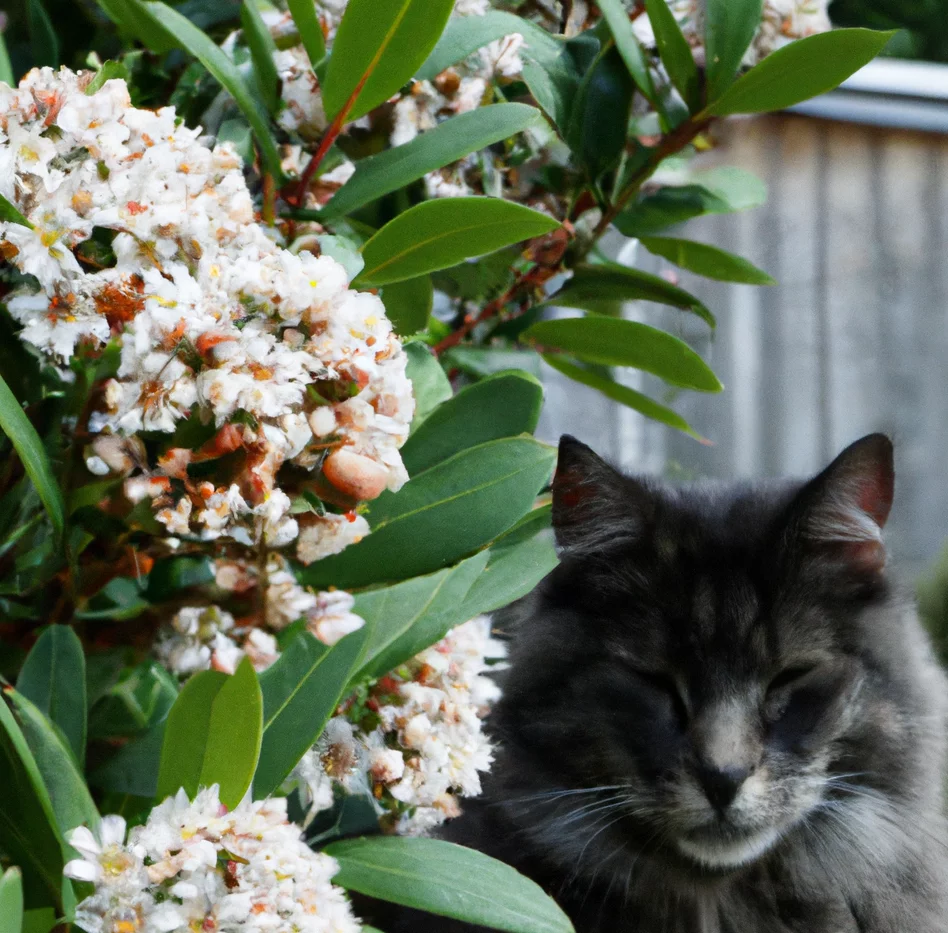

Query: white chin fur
left=677, top=825, right=783, bottom=869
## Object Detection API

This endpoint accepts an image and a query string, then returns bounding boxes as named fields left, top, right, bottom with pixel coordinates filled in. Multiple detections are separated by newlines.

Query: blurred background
left=540, top=0, right=948, bottom=580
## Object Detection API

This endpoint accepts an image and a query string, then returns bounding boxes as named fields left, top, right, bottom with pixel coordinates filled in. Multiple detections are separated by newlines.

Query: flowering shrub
left=0, top=1, right=889, bottom=931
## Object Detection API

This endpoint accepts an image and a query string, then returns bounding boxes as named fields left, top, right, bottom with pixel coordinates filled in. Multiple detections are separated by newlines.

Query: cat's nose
left=696, top=764, right=750, bottom=812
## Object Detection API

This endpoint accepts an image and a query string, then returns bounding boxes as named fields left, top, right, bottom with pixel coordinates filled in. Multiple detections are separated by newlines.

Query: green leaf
left=0, top=377, right=61, bottom=536
left=615, top=184, right=727, bottom=236
left=704, top=0, right=763, bottom=100
left=639, top=236, right=775, bottom=285
left=323, top=0, right=455, bottom=124
left=6, top=691, right=100, bottom=839
left=567, top=44, right=635, bottom=177
left=524, top=317, right=721, bottom=392
left=521, top=33, right=599, bottom=133
left=288, top=0, right=326, bottom=72
left=321, top=104, right=545, bottom=220
left=689, top=166, right=767, bottom=211
left=418, top=10, right=555, bottom=81
left=401, top=371, right=543, bottom=476
left=458, top=508, right=558, bottom=618
left=254, top=626, right=369, bottom=798
left=0, top=27, right=14, bottom=86
left=17, top=626, right=86, bottom=767
left=21, top=909, right=55, bottom=933
left=241, top=0, right=280, bottom=115
left=90, top=720, right=165, bottom=798
left=596, top=0, right=656, bottom=100
left=92, top=0, right=177, bottom=52
left=443, top=346, right=543, bottom=379
left=0, top=701, right=65, bottom=910
left=142, top=1, right=285, bottom=181
left=88, top=660, right=177, bottom=739
left=644, top=0, right=700, bottom=112
left=27, top=0, right=59, bottom=68
left=315, top=233, right=364, bottom=281
left=0, top=868, right=23, bottom=933
left=299, top=436, right=556, bottom=589
left=405, top=342, right=451, bottom=434
left=549, top=263, right=714, bottom=327
left=381, top=276, right=433, bottom=337
left=356, top=198, right=560, bottom=288
left=85, top=60, right=129, bottom=96
left=543, top=354, right=703, bottom=439
left=353, top=551, right=488, bottom=681
left=156, top=658, right=263, bottom=808
left=326, top=836, right=575, bottom=933
left=146, top=555, right=215, bottom=599
left=707, top=28, right=895, bottom=116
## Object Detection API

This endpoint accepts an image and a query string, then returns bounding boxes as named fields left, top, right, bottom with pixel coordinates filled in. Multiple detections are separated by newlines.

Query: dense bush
left=0, top=2, right=890, bottom=931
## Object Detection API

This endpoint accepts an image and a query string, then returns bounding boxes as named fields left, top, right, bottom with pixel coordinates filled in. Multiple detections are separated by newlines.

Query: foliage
left=0, top=1, right=889, bottom=931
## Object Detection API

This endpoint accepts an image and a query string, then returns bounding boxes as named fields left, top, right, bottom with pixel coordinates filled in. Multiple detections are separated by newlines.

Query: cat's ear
left=790, top=433, right=894, bottom=573
left=551, top=435, right=651, bottom=553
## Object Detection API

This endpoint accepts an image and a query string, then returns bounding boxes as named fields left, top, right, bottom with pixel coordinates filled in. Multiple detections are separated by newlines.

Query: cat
left=384, top=433, right=948, bottom=933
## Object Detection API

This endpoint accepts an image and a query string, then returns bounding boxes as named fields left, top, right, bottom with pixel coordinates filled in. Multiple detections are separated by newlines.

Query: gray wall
left=539, top=113, right=948, bottom=572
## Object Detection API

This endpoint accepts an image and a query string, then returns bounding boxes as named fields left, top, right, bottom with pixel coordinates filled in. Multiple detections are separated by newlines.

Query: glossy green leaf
left=645, top=0, right=700, bottom=112
left=146, top=554, right=215, bottom=599
left=299, top=436, right=556, bottom=589
left=567, top=44, right=635, bottom=177
left=549, top=263, right=714, bottom=326
left=401, top=371, right=543, bottom=476
left=254, top=626, right=369, bottom=798
left=7, top=691, right=100, bottom=839
left=543, top=354, right=702, bottom=439
left=17, top=626, right=86, bottom=766
left=353, top=551, right=488, bottom=681
left=524, top=317, right=721, bottom=392
left=418, top=10, right=556, bottom=81
left=380, top=276, right=433, bottom=337
left=85, top=60, right=129, bottom=96
left=0, top=868, right=23, bottom=933
left=288, top=0, right=326, bottom=71
left=705, top=0, right=763, bottom=100
left=143, top=1, right=285, bottom=181
left=321, top=104, right=545, bottom=219
left=241, top=0, right=280, bottom=114
left=156, top=658, right=263, bottom=808
left=27, top=0, right=59, bottom=68
left=88, top=660, right=177, bottom=739
left=596, top=0, right=655, bottom=100
left=0, top=375, right=63, bottom=537
left=90, top=720, right=165, bottom=799
left=443, top=346, right=543, bottom=379
left=405, top=342, right=451, bottom=433
left=707, top=28, right=895, bottom=115
left=323, top=0, right=455, bottom=123
left=0, top=27, right=14, bottom=86
left=458, top=508, right=558, bottom=617
left=92, top=0, right=176, bottom=52
left=615, top=184, right=727, bottom=236
left=640, top=236, right=775, bottom=285
left=356, top=198, right=560, bottom=287
left=521, top=33, right=599, bottom=133
left=0, top=701, right=65, bottom=910
left=326, top=836, right=574, bottom=933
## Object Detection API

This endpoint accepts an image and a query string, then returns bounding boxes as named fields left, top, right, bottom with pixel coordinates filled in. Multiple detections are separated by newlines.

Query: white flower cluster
left=64, top=787, right=361, bottom=933
left=0, top=67, right=413, bottom=557
left=634, top=0, right=831, bottom=66
left=294, top=616, right=504, bottom=834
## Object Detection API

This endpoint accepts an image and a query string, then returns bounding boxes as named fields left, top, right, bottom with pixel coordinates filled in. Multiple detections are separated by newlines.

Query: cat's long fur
left=382, top=434, right=948, bottom=933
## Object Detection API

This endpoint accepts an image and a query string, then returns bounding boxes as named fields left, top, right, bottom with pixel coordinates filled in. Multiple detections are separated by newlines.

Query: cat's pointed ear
left=551, top=435, right=651, bottom=553
left=790, top=433, right=894, bottom=573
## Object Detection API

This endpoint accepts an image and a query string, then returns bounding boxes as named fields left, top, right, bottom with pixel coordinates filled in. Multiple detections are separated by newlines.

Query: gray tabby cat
left=384, top=433, right=948, bottom=932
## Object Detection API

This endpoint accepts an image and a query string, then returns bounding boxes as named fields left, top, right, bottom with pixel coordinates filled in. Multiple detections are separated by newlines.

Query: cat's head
left=496, top=433, right=933, bottom=876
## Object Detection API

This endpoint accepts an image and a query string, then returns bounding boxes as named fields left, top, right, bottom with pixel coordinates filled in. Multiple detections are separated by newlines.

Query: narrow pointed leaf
left=17, top=626, right=86, bottom=766
left=299, top=437, right=556, bottom=589
left=27, top=0, right=59, bottom=68
left=524, top=317, right=721, bottom=392
left=322, top=104, right=545, bottom=219
left=326, top=837, right=574, bottom=933
left=543, top=354, right=703, bottom=439
left=0, top=27, right=14, bottom=86
left=92, top=0, right=177, bottom=53
left=0, top=193, right=31, bottom=228
left=596, top=0, right=655, bottom=100
left=707, top=28, right=895, bottom=115
left=142, top=1, right=285, bottom=181
left=288, top=0, right=326, bottom=71
left=401, top=371, right=543, bottom=476
left=644, top=0, right=700, bottom=112
left=0, top=868, right=23, bottom=933
left=323, top=0, right=455, bottom=124
left=355, top=198, right=560, bottom=287
left=240, top=0, right=280, bottom=114
left=704, top=0, right=763, bottom=100
left=254, top=625, right=370, bottom=798
left=639, top=236, right=775, bottom=285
